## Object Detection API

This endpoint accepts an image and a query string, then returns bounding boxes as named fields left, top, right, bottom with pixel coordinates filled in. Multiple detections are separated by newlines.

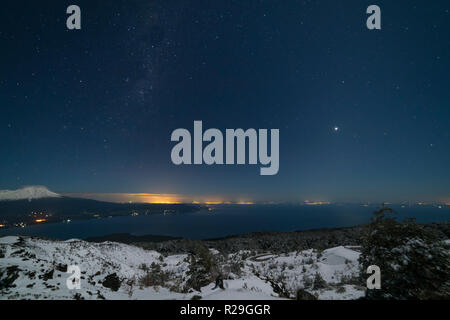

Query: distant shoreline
left=1, top=203, right=449, bottom=242
left=0, top=196, right=204, bottom=229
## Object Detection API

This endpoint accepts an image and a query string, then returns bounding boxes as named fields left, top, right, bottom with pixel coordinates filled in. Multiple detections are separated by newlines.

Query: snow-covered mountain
left=0, top=236, right=365, bottom=300
left=0, top=186, right=60, bottom=202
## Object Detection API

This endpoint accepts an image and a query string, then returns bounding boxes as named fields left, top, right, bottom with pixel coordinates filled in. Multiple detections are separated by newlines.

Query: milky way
left=0, top=0, right=449, bottom=203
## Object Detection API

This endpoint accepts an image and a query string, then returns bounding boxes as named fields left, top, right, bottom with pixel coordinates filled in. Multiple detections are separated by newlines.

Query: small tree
left=184, top=243, right=219, bottom=292
left=312, top=272, right=327, bottom=290
left=359, top=207, right=449, bottom=299
left=138, top=262, right=170, bottom=288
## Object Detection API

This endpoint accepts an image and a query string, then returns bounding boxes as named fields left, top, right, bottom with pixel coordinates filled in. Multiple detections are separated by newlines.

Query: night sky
left=0, top=1, right=449, bottom=203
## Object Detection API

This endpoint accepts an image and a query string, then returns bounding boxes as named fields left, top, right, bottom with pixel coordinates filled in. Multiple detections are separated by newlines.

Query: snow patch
left=0, top=186, right=60, bottom=201
left=0, top=236, right=20, bottom=244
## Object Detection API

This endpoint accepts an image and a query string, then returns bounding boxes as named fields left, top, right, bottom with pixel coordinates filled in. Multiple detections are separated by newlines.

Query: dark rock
left=296, top=289, right=317, bottom=300
left=55, top=264, right=68, bottom=272
left=73, top=293, right=84, bottom=300
left=97, top=290, right=106, bottom=300
left=0, top=266, right=21, bottom=290
left=42, top=269, right=54, bottom=281
left=213, top=276, right=225, bottom=290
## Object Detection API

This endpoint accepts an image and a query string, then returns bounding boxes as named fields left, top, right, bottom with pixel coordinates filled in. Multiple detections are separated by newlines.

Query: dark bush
left=138, top=262, right=170, bottom=287
left=102, top=273, right=121, bottom=292
left=359, top=207, right=450, bottom=300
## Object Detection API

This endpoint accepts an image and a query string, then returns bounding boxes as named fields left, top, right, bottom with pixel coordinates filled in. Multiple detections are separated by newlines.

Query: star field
left=0, top=0, right=449, bottom=203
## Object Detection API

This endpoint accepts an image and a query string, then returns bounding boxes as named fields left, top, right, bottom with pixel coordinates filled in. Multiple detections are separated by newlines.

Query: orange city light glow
left=63, top=193, right=185, bottom=204
left=128, top=194, right=183, bottom=204
left=62, top=193, right=252, bottom=205
left=35, top=219, right=47, bottom=223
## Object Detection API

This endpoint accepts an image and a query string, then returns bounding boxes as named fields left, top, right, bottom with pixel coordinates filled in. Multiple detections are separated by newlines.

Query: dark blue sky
left=0, top=1, right=449, bottom=203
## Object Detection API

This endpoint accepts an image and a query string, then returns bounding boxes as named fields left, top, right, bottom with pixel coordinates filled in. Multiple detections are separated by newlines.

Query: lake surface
left=0, top=204, right=449, bottom=240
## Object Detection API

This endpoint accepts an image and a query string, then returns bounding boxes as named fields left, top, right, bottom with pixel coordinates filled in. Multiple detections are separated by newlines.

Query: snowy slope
left=0, top=236, right=365, bottom=300
left=245, top=247, right=364, bottom=299
left=0, top=186, right=60, bottom=201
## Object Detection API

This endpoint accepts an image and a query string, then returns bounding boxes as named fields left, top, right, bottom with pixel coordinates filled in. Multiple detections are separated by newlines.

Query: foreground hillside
left=0, top=236, right=364, bottom=300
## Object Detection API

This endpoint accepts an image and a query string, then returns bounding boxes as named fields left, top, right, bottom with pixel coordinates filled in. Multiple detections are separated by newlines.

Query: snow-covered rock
left=0, top=186, right=60, bottom=201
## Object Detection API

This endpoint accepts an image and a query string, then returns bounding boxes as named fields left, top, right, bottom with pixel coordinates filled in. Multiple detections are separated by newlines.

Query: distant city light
left=304, top=200, right=330, bottom=206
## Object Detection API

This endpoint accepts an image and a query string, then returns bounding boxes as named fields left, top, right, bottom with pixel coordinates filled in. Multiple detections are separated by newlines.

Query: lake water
left=0, top=204, right=449, bottom=240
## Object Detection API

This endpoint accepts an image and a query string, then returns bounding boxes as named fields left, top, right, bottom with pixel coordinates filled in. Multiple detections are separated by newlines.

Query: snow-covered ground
left=0, top=186, right=60, bottom=201
left=0, top=236, right=365, bottom=300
